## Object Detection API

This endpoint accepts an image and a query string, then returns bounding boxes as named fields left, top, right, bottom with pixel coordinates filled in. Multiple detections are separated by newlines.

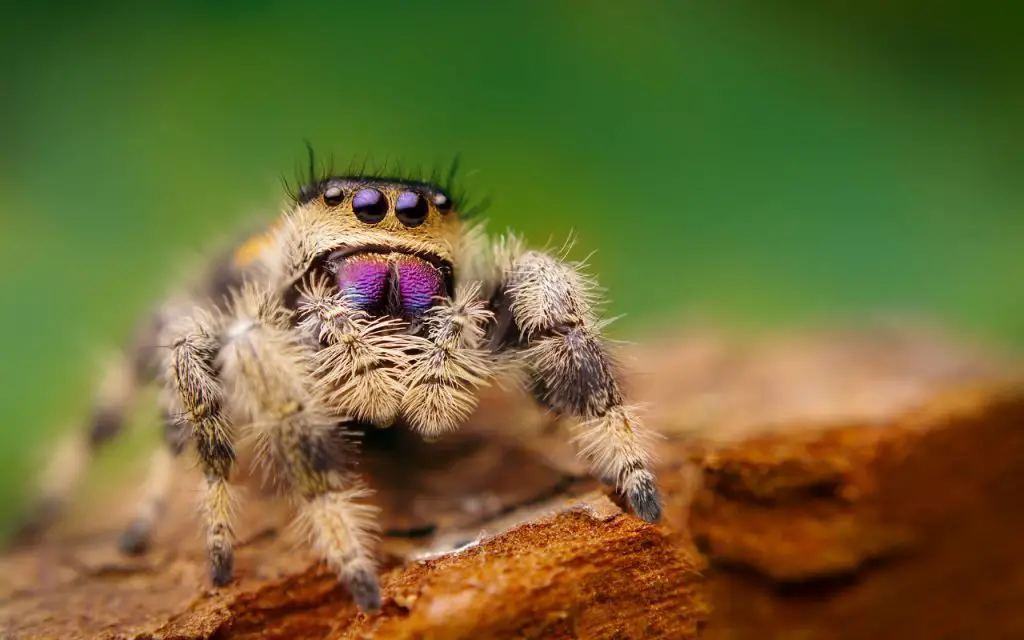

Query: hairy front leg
left=277, top=421, right=382, bottom=612
left=500, top=249, right=662, bottom=522
left=233, top=282, right=382, bottom=611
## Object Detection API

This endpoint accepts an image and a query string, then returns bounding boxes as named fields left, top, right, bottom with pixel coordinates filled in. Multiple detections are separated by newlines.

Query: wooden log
left=4, top=321, right=1017, bottom=639
left=0, top=415, right=707, bottom=639
left=631, top=325, right=1024, bottom=639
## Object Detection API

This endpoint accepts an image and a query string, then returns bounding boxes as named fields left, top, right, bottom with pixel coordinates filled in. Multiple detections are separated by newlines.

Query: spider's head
left=294, top=176, right=463, bottom=262
left=275, top=176, right=468, bottom=317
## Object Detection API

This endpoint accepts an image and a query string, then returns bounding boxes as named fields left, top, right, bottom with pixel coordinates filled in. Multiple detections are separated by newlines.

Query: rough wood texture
left=0, top=416, right=707, bottom=639
left=631, top=325, right=1024, bottom=640
left=3, top=322, right=1021, bottom=639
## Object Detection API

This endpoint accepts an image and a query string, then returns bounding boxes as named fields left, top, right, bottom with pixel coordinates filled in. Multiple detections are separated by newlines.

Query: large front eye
left=352, top=188, right=388, bottom=224
left=395, top=191, right=428, bottom=227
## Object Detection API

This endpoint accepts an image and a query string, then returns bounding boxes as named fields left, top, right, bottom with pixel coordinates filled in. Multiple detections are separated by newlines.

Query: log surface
left=632, top=326, right=1024, bottom=639
left=0, top=402, right=707, bottom=640
left=3, top=322, right=1021, bottom=639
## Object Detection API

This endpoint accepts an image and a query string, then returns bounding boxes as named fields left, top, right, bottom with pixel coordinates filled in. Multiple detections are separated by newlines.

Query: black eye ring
left=322, top=184, right=345, bottom=207
left=395, top=190, right=429, bottom=227
left=351, top=188, right=388, bottom=224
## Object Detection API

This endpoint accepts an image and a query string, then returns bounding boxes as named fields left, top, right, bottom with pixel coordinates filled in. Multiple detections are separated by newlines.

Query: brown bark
left=3, top=322, right=1021, bottom=639
left=634, top=325, right=1024, bottom=639
left=0, top=402, right=707, bottom=639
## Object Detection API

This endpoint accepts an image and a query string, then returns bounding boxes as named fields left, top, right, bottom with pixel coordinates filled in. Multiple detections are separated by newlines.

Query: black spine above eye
left=297, top=182, right=322, bottom=204
left=395, top=191, right=429, bottom=227
left=352, top=188, right=388, bottom=224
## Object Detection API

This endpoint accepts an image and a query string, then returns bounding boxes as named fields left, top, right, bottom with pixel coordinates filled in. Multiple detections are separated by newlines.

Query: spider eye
left=432, top=192, right=453, bottom=213
left=395, top=191, right=429, bottom=227
left=323, top=185, right=345, bottom=207
left=352, top=188, right=387, bottom=224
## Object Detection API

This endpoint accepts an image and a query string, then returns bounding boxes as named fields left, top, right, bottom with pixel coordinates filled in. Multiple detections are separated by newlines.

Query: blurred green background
left=0, top=1, right=1021, bottom=533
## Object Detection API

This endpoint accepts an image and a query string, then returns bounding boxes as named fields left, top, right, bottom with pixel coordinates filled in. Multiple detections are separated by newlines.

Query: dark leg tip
left=629, top=477, right=663, bottom=523
left=88, top=409, right=124, bottom=448
left=208, top=547, right=234, bottom=587
left=118, top=518, right=151, bottom=556
left=347, top=567, right=382, bottom=613
left=10, top=498, right=61, bottom=547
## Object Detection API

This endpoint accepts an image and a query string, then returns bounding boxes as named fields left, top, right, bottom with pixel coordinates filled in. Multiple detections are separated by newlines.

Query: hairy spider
left=19, top=156, right=662, bottom=612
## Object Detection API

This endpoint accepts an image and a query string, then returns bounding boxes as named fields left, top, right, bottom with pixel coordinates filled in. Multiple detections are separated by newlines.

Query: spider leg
left=168, top=310, right=237, bottom=585
left=494, top=248, right=662, bottom=522
left=15, top=343, right=147, bottom=542
left=281, top=422, right=382, bottom=612
left=117, top=389, right=190, bottom=554
left=240, top=281, right=383, bottom=611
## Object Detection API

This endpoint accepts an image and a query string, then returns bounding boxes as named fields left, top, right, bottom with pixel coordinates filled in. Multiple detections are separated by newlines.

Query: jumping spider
left=22, top=157, right=662, bottom=612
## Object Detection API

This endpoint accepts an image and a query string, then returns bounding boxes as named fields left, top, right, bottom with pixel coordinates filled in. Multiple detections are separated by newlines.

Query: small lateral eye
left=395, top=191, right=429, bottom=227
left=352, top=188, right=388, bottom=224
left=323, top=184, right=345, bottom=206
left=432, top=192, right=452, bottom=213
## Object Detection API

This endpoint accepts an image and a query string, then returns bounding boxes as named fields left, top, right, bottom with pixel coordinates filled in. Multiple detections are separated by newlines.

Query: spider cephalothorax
left=22, top=156, right=662, bottom=614
left=274, top=176, right=464, bottom=334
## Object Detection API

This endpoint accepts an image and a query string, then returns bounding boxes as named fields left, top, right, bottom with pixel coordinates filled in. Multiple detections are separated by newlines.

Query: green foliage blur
left=0, top=1, right=1021, bottom=533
